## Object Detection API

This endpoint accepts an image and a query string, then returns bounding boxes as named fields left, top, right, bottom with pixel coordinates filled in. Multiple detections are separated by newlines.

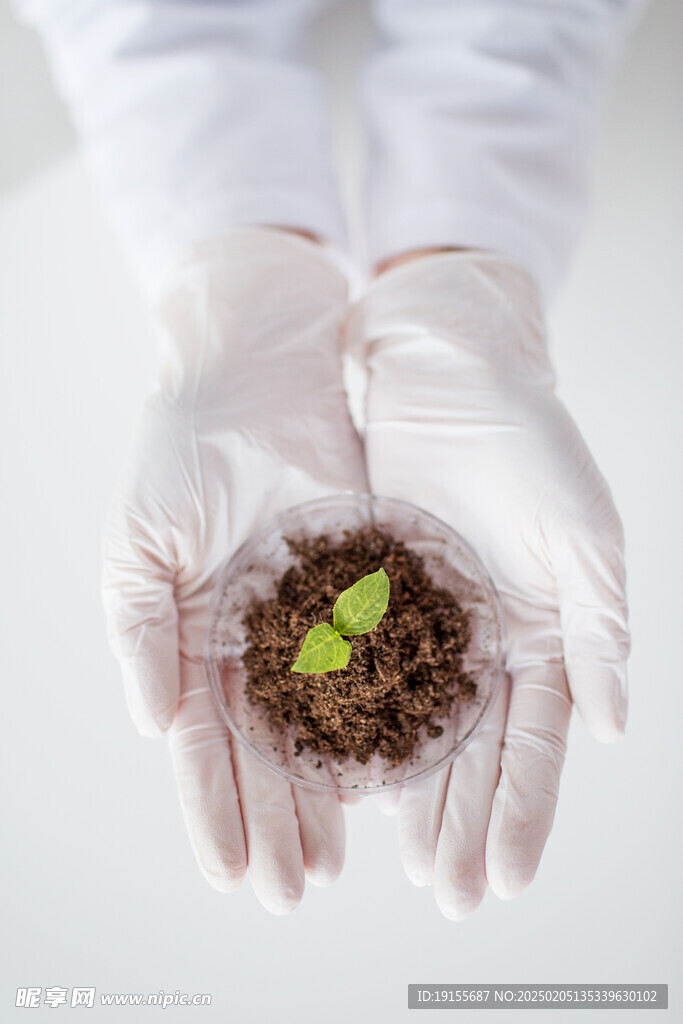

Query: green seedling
left=292, top=567, right=390, bottom=674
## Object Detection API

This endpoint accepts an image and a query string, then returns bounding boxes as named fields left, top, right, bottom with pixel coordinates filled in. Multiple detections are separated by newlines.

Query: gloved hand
left=102, top=227, right=368, bottom=914
left=345, top=251, right=630, bottom=919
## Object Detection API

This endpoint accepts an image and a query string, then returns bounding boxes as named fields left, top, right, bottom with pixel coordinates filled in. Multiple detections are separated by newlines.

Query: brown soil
left=238, top=526, right=476, bottom=766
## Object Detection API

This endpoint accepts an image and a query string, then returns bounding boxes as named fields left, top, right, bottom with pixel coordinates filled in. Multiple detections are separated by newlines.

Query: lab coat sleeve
left=15, top=0, right=347, bottom=298
left=364, top=0, right=648, bottom=303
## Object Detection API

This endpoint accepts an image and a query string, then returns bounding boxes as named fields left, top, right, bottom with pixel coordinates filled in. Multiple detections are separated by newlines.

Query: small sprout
left=333, top=566, right=391, bottom=635
left=292, top=567, right=390, bottom=674
left=292, top=623, right=351, bottom=673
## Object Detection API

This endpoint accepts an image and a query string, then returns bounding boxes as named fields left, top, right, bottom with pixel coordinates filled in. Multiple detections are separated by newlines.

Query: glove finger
left=398, top=767, right=451, bottom=887
left=292, top=787, right=345, bottom=887
left=433, top=675, right=511, bottom=921
left=486, top=643, right=571, bottom=900
left=231, top=741, right=306, bottom=916
left=167, top=662, right=247, bottom=893
left=553, top=520, right=630, bottom=743
left=373, top=787, right=403, bottom=816
left=102, top=505, right=180, bottom=737
left=338, top=793, right=364, bottom=806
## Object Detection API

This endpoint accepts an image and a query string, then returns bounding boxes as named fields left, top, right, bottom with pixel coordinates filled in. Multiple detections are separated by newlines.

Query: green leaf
left=292, top=623, right=352, bottom=674
left=332, top=567, right=390, bottom=636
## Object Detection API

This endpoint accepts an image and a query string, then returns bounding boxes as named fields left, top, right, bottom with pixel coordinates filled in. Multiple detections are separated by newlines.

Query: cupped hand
left=102, top=228, right=368, bottom=913
left=347, top=252, right=629, bottom=919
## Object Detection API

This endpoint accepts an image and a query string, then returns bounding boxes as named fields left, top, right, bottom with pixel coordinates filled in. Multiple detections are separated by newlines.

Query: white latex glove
left=345, top=251, right=630, bottom=919
left=102, top=227, right=368, bottom=914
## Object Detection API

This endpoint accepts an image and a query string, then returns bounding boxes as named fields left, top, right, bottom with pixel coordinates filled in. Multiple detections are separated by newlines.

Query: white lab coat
left=17, top=0, right=646, bottom=303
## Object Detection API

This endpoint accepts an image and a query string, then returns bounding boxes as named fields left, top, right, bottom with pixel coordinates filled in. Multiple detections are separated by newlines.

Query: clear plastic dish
left=204, top=493, right=506, bottom=794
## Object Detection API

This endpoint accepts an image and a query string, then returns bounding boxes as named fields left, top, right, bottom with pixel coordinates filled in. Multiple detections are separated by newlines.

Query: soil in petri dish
left=236, top=525, right=476, bottom=766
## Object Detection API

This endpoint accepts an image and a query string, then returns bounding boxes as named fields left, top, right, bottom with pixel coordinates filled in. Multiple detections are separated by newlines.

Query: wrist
left=374, top=246, right=473, bottom=277
left=348, top=250, right=555, bottom=388
left=152, top=228, right=351, bottom=405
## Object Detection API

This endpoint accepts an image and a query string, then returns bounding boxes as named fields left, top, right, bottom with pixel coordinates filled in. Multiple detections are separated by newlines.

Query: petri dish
left=204, top=492, right=506, bottom=794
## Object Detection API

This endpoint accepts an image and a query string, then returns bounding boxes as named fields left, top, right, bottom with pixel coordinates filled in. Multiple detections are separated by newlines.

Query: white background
left=1, top=1, right=681, bottom=1021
